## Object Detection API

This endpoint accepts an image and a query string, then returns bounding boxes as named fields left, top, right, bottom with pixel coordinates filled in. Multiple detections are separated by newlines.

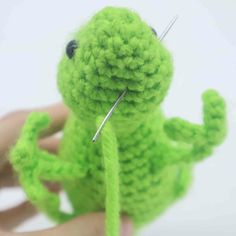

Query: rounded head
left=57, top=7, right=173, bottom=120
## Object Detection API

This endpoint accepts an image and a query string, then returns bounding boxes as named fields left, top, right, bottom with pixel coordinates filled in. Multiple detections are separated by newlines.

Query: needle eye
left=66, top=40, right=78, bottom=59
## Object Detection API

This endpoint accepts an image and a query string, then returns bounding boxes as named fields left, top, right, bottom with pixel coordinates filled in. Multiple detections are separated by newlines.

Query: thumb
left=21, top=213, right=133, bottom=236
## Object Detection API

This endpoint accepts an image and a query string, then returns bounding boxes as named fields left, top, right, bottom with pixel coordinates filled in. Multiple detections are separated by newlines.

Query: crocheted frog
left=11, top=7, right=227, bottom=236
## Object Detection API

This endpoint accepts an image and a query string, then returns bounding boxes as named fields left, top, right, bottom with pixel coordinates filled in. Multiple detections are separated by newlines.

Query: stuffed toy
left=11, top=7, right=227, bottom=236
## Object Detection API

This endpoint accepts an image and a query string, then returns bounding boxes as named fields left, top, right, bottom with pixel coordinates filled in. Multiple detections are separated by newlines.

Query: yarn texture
left=10, top=7, right=227, bottom=236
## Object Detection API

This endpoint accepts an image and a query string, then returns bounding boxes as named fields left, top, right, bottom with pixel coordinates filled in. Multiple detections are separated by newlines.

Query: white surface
left=0, top=0, right=236, bottom=235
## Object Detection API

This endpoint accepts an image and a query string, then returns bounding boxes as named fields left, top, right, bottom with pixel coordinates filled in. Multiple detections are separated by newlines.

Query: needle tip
left=92, top=135, right=98, bottom=143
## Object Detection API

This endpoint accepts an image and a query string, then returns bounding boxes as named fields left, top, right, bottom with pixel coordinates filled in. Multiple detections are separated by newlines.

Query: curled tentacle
left=202, top=89, right=227, bottom=146
left=11, top=112, right=51, bottom=172
left=10, top=112, right=72, bottom=222
left=164, top=89, right=227, bottom=162
left=193, top=89, right=227, bottom=161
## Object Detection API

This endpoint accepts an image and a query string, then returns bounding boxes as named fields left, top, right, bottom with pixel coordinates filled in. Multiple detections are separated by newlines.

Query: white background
left=0, top=0, right=236, bottom=235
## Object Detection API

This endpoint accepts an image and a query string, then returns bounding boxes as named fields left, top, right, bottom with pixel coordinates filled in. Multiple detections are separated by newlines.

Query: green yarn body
left=10, top=7, right=227, bottom=236
left=60, top=109, right=193, bottom=227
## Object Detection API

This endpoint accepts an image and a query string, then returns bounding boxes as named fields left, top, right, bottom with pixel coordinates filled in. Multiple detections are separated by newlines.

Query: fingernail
left=121, top=216, right=133, bottom=236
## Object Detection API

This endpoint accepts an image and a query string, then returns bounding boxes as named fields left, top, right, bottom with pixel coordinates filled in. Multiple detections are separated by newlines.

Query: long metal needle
left=92, top=89, right=127, bottom=142
left=159, top=15, right=178, bottom=41
left=92, top=15, right=178, bottom=143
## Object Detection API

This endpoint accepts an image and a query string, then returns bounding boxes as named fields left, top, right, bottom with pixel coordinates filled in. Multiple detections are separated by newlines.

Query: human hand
left=0, top=104, right=133, bottom=236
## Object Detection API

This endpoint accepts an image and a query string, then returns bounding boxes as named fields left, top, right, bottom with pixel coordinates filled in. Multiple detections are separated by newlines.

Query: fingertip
left=55, top=213, right=133, bottom=236
left=121, top=216, right=133, bottom=236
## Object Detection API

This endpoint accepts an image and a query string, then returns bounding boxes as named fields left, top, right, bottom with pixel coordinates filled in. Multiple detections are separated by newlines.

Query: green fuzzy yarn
left=10, top=7, right=227, bottom=236
left=57, top=7, right=173, bottom=120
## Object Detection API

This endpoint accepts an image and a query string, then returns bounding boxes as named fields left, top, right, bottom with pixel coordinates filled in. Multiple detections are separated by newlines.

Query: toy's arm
left=10, top=112, right=87, bottom=222
left=37, top=150, right=87, bottom=181
left=11, top=112, right=88, bottom=180
left=164, top=90, right=227, bottom=162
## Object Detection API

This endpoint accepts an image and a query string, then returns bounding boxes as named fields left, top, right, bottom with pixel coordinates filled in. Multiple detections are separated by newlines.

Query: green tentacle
left=97, top=117, right=120, bottom=236
left=10, top=112, right=87, bottom=222
left=164, top=89, right=227, bottom=163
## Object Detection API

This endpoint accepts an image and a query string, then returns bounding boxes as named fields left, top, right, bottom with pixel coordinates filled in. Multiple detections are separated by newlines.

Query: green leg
left=11, top=112, right=87, bottom=222
left=19, top=171, right=71, bottom=222
left=37, top=150, right=87, bottom=181
left=97, top=118, right=120, bottom=236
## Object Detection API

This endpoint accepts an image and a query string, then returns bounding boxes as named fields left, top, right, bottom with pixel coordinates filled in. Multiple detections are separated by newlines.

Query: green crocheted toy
left=11, top=7, right=227, bottom=236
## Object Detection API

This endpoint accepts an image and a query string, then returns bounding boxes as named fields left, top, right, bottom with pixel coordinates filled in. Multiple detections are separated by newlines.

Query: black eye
left=66, top=40, right=78, bottom=59
left=151, top=27, right=157, bottom=36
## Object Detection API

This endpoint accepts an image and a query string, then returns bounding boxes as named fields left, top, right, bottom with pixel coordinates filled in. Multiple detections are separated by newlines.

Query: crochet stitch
left=10, top=7, right=227, bottom=236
